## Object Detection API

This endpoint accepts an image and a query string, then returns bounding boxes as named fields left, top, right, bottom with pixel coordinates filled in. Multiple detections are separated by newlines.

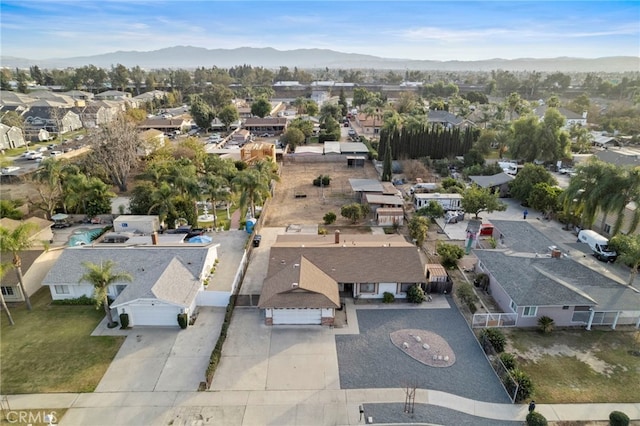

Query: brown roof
left=138, top=118, right=186, bottom=129
left=258, top=256, right=340, bottom=309
left=266, top=236, right=426, bottom=284
left=0, top=250, right=45, bottom=286
left=0, top=217, right=53, bottom=233
left=244, top=117, right=287, bottom=126
left=426, top=264, right=448, bottom=279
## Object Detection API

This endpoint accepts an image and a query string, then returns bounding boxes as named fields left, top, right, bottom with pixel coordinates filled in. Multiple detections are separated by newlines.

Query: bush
left=467, top=301, right=477, bottom=313
left=318, top=227, right=327, bottom=235
left=436, top=242, right=465, bottom=268
left=407, top=285, right=426, bottom=304
left=205, top=295, right=236, bottom=388
left=51, top=295, right=96, bottom=305
left=456, top=282, right=479, bottom=306
left=480, top=328, right=506, bottom=353
left=323, top=211, right=337, bottom=225
left=383, top=292, right=395, bottom=303
left=119, top=313, right=130, bottom=329
left=177, top=313, right=188, bottom=329
left=313, top=175, right=331, bottom=187
left=511, top=368, right=534, bottom=402
left=609, top=411, right=630, bottom=426
left=526, top=411, right=548, bottom=426
left=499, top=352, right=517, bottom=370
left=537, top=316, right=555, bottom=334
left=488, top=237, right=497, bottom=248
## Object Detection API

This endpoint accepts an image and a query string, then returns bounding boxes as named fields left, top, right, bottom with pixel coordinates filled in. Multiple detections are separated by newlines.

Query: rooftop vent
left=292, top=283, right=298, bottom=288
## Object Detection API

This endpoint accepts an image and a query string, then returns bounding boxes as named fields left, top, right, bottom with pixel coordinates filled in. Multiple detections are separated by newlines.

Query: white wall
left=196, top=290, right=230, bottom=307
left=321, top=308, right=334, bottom=318
left=48, top=283, right=95, bottom=300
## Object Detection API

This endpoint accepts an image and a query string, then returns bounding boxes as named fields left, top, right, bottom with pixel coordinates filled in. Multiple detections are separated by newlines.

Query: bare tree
left=90, top=113, right=140, bottom=192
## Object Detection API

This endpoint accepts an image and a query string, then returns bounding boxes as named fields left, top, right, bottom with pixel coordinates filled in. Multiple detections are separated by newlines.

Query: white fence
left=197, top=250, right=249, bottom=307
left=472, top=313, right=518, bottom=328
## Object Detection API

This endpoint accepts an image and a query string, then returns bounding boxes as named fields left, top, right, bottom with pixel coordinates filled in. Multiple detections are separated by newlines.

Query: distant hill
left=2, top=46, right=638, bottom=72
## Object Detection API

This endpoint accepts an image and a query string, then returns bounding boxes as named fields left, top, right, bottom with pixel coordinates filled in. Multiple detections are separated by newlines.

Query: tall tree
left=232, top=168, right=270, bottom=218
left=217, top=104, right=239, bottom=131
left=0, top=222, right=40, bottom=311
left=382, top=139, right=393, bottom=182
left=408, top=215, right=430, bottom=246
left=251, top=97, right=272, bottom=118
left=509, top=164, right=557, bottom=202
left=461, top=185, right=507, bottom=219
left=89, top=113, right=140, bottom=192
left=79, top=261, right=132, bottom=328
left=109, top=64, right=129, bottom=92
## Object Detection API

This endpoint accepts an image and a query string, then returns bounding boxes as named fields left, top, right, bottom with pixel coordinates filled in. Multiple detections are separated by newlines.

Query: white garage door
left=272, top=308, right=322, bottom=325
left=130, top=304, right=180, bottom=326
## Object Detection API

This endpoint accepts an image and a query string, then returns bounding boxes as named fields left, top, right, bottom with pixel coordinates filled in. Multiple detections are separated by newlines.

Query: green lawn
left=0, top=289, right=125, bottom=394
left=505, top=329, right=640, bottom=403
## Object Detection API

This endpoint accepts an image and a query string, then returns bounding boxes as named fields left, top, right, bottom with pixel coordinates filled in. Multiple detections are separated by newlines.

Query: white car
left=20, top=150, right=37, bottom=158
left=1, top=166, right=20, bottom=174
left=49, top=151, right=63, bottom=157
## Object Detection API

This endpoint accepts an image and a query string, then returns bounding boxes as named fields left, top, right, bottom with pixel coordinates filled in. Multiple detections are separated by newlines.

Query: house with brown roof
left=258, top=232, right=427, bottom=325
left=243, top=117, right=288, bottom=135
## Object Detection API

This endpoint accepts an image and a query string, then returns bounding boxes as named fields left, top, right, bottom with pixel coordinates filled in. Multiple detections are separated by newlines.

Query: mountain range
left=2, top=46, right=639, bottom=72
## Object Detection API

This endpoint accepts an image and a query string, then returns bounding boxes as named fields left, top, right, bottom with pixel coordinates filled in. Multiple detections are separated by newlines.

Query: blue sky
left=1, top=1, right=639, bottom=61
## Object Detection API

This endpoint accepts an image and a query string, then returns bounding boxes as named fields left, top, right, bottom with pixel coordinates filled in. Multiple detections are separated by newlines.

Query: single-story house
left=414, top=193, right=463, bottom=211
left=339, top=142, right=369, bottom=155
left=469, top=172, right=514, bottom=197
left=376, top=207, right=404, bottom=227
left=355, top=113, right=382, bottom=136
left=324, top=141, right=341, bottom=155
left=590, top=132, right=617, bottom=148
left=231, top=129, right=251, bottom=144
left=258, top=232, right=427, bottom=325
left=243, top=117, right=288, bottom=135
left=364, top=193, right=404, bottom=212
left=42, top=244, right=219, bottom=327
left=138, top=118, right=189, bottom=133
left=349, top=178, right=384, bottom=202
left=0, top=250, right=44, bottom=302
left=595, top=147, right=640, bottom=168
left=474, top=250, right=640, bottom=329
left=427, top=110, right=472, bottom=129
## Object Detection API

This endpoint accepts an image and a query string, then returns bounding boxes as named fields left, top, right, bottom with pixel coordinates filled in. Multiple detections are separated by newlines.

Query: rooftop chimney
left=151, top=232, right=159, bottom=245
left=334, top=229, right=341, bottom=244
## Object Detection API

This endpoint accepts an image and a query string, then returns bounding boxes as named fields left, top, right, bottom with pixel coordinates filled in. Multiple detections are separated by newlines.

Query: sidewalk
left=4, top=389, right=639, bottom=425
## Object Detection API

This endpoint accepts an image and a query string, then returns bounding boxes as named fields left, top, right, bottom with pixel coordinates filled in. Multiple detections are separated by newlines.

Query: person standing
left=523, top=209, right=529, bottom=220
left=528, top=400, right=536, bottom=413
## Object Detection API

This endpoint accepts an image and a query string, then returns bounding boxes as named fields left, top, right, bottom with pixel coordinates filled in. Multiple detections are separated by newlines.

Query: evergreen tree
left=382, top=139, right=393, bottom=182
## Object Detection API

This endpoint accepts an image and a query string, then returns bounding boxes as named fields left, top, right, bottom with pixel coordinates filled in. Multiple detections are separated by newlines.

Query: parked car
left=47, top=144, right=58, bottom=150
left=1, top=166, right=20, bottom=174
left=49, top=151, right=63, bottom=157
left=52, top=221, right=72, bottom=229
left=27, top=152, right=43, bottom=160
left=259, top=133, right=273, bottom=138
left=445, top=211, right=465, bottom=224
left=348, top=129, right=357, bottom=136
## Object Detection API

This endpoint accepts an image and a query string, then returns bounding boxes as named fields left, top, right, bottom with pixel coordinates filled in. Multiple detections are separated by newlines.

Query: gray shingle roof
left=488, top=220, right=557, bottom=254
left=427, top=110, right=464, bottom=126
left=595, top=150, right=640, bottom=167
left=349, top=179, right=384, bottom=193
left=469, top=172, right=514, bottom=188
left=475, top=250, right=640, bottom=310
left=42, top=246, right=213, bottom=307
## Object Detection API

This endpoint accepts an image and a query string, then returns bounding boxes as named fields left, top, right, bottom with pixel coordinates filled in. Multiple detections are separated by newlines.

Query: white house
left=42, top=244, right=219, bottom=327
left=0, top=123, right=26, bottom=150
left=414, top=193, right=463, bottom=211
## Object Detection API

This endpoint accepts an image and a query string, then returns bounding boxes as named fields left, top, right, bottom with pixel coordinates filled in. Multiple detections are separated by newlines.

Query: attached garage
left=126, top=302, right=182, bottom=327
left=271, top=308, right=322, bottom=325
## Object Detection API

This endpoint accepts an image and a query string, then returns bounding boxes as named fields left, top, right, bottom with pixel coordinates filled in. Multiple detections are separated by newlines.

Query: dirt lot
left=264, top=160, right=380, bottom=227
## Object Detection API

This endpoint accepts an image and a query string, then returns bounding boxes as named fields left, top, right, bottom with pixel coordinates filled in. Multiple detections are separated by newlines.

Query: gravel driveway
left=362, top=403, right=521, bottom=425
left=336, top=305, right=511, bottom=403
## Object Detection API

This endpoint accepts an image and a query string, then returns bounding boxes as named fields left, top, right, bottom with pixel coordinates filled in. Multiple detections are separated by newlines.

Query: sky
left=1, top=1, right=639, bottom=61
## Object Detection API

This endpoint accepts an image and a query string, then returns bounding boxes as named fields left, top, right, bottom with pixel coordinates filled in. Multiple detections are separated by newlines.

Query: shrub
left=383, top=292, right=395, bottom=303
left=488, top=237, right=497, bottom=248
left=407, top=285, right=426, bottom=304
left=456, top=282, right=479, bottom=306
left=51, top=295, right=96, bottom=305
left=480, top=328, right=506, bottom=353
left=609, top=411, right=630, bottom=426
left=499, top=352, right=517, bottom=370
left=177, top=313, right=188, bottom=329
left=119, top=313, right=130, bottom=329
left=511, top=368, right=534, bottom=402
left=318, top=227, right=328, bottom=235
left=323, top=212, right=337, bottom=225
left=313, top=175, right=331, bottom=187
left=526, top=411, right=548, bottom=426
left=538, top=316, right=555, bottom=334
left=467, top=301, right=477, bottom=314
left=436, top=242, right=465, bottom=268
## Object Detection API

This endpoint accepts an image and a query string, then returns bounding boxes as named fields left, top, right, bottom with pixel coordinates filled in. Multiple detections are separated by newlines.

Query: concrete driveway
left=239, top=227, right=285, bottom=296
left=211, top=309, right=339, bottom=391
left=95, top=307, right=225, bottom=392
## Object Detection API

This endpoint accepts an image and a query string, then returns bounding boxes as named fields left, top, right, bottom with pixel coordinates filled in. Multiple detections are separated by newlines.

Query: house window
left=54, top=285, right=70, bottom=295
left=510, top=300, right=518, bottom=312
left=522, top=306, right=538, bottom=317
left=1, top=286, right=14, bottom=296
left=603, top=224, right=611, bottom=235
left=400, top=283, right=414, bottom=293
left=359, top=283, right=376, bottom=293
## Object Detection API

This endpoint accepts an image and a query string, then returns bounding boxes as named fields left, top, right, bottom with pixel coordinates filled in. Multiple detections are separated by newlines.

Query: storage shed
left=425, top=264, right=453, bottom=294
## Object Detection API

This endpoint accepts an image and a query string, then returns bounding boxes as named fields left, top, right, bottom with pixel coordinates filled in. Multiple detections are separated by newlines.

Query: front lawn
left=0, top=289, right=125, bottom=394
left=505, top=328, right=640, bottom=403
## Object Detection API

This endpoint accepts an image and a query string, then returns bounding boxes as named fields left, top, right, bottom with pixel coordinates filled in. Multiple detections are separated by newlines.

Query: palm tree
left=232, top=168, right=270, bottom=218
left=147, top=181, right=178, bottom=223
left=0, top=262, right=15, bottom=325
left=79, top=260, right=132, bottom=328
left=610, top=234, right=640, bottom=286
left=0, top=222, right=40, bottom=311
left=202, top=174, right=230, bottom=228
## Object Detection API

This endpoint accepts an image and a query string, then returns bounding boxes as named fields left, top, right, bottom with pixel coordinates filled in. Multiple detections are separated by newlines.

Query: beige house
left=0, top=123, right=26, bottom=150
left=593, top=202, right=638, bottom=237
